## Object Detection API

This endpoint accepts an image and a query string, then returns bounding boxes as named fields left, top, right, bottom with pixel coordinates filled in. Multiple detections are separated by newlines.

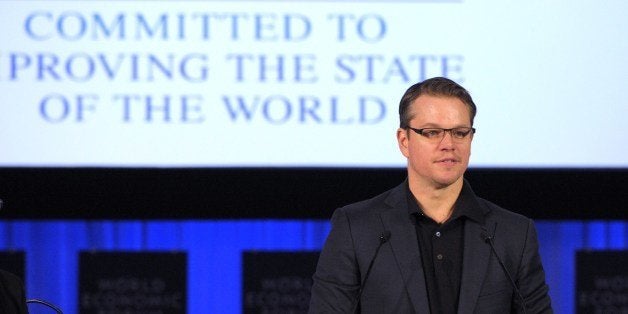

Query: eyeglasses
left=406, top=127, right=476, bottom=142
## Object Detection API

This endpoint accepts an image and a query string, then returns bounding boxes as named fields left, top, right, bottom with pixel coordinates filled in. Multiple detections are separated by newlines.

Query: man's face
left=397, top=94, right=473, bottom=189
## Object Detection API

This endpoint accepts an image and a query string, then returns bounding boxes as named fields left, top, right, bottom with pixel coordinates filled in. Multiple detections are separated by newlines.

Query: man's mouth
left=437, top=158, right=458, bottom=165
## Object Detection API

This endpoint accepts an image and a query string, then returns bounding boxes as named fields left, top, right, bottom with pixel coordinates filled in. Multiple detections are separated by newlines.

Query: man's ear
left=397, top=128, right=410, bottom=158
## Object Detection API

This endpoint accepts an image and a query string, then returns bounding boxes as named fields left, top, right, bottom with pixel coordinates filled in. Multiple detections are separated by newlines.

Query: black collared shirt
left=406, top=182, right=484, bottom=314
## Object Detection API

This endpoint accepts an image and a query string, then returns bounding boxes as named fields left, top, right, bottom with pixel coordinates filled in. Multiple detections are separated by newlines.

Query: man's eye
left=423, top=129, right=442, bottom=138
left=453, top=130, right=469, bottom=138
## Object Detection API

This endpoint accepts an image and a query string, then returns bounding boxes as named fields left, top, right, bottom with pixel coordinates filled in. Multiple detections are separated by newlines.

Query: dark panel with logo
left=243, top=251, right=320, bottom=313
left=576, top=250, right=628, bottom=314
left=79, top=251, right=187, bottom=314
left=0, top=251, right=26, bottom=282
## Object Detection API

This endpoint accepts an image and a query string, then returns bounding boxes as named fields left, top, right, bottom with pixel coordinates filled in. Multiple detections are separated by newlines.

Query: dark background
left=1, top=167, right=625, bottom=220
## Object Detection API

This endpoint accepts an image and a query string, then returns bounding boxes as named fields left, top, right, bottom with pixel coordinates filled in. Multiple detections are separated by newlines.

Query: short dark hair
left=398, top=77, right=477, bottom=128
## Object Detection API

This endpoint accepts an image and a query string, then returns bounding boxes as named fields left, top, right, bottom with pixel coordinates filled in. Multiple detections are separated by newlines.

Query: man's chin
left=432, top=175, right=464, bottom=189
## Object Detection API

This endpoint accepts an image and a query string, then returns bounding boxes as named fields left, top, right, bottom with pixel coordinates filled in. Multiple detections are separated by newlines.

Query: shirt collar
left=405, top=179, right=484, bottom=224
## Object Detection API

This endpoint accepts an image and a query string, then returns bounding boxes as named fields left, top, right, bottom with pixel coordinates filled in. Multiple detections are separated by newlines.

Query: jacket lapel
left=379, top=184, right=430, bottom=314
left=457, top=219, right=492, bottom=314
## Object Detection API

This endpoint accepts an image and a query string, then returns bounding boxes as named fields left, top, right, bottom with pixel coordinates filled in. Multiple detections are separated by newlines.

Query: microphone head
left=481, top=232, right=493, bottom=243
left=379, top=231, right=391, bottom=243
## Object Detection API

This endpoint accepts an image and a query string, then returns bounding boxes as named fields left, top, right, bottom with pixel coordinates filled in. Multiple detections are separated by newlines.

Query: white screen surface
left=1, top=1, right=626, bottom=168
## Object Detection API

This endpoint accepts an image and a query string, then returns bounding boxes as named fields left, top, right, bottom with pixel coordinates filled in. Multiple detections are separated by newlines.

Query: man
left=0, top=269, right=28, bottom=313
left=309, top=77, right=552, bottom=313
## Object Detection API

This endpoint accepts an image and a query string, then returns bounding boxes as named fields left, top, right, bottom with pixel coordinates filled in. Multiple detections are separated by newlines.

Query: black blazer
left=0, top=269, right=28, bottom=314
left=309, top=181, right=552, bottom=313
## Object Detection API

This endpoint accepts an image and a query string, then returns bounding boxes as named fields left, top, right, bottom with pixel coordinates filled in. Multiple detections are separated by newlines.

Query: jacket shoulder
left=478, top=197, right=531, bottom=224
left=336, top=183, right=404, bottom=216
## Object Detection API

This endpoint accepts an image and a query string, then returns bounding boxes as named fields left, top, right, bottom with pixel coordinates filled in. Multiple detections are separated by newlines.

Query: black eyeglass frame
left=405, top=127, right=476, bottom=140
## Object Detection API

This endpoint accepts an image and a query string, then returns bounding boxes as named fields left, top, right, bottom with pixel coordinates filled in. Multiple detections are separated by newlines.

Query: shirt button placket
left=434, top=231, right=443, bottom=261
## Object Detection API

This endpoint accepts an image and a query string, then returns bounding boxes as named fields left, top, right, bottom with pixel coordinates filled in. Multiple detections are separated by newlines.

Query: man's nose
left=439, top=130, right=455, bottom=149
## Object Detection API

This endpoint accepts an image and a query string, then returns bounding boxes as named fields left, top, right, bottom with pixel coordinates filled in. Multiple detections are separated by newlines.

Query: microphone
left=26, top=299, right=64, bottom=313
left=351, top=230, right=391, bottom=314
left=482, top=226, right=528, bottom=314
